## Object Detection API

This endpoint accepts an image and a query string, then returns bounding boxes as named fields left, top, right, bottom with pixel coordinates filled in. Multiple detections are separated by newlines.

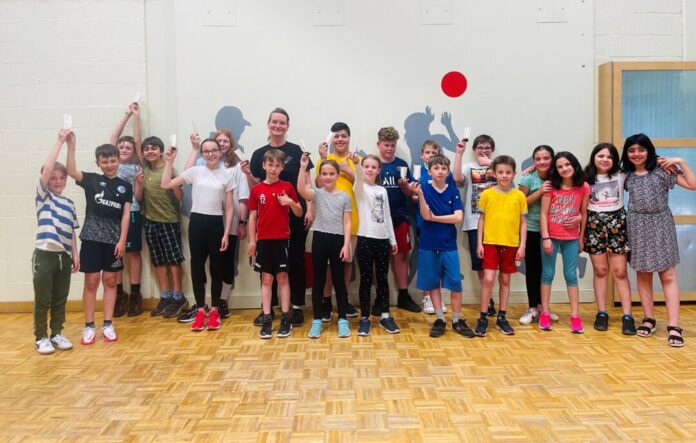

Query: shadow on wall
left=404, top=105, right=460, bottom=166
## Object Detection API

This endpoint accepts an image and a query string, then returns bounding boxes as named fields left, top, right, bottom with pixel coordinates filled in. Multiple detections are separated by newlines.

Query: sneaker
left=113, top=290, right=127, bottom=318
left=178, top=304, right=199, bottom=323
left=308, top=319, right=323, bottom=339
left=321, top=299, right=332, bottom=323
left=35, top=337, right=55, bottom=355
left=191, top=309, right=207, bottom=331
left=151, top=297, right=170, bottom=317
left=259, top=315, right=273, bottom=339
left=163, top=298, right=188, bottom=318
left=218, top=300, right=231, bottom=319
left=594, top=312, right=609, bottom=331
left=102, top=324, right=118, bottom=342
left=422, top=295, right=435, bottom=314
left=475, top=317, right=488, bottom=337
left=538, top=312, right=552, bottom=331
left=277, top=313, right=292, bottom=338
left=80, top=326, right=96, bottom=345
left=429, top=319, right=446, bottom=338
left=398, top=294, right=422, bottom=313
left=290, top=308, right=305, bottom=326
left=253, top=309, right=275, bottom=326
left=50, top=334, right=73, bottom=350
left=452, top=319, right=476, bottom=338
left=549, top=311, right=560, bottom=322
left=379, top=316, right=401, bottom=334
left=345, top=303, right=359, bottom=318
left=519, top=307, right=539, bottom=325
left=622, top=315, right=637, bottom=336
left=486, top=299, right=496, bottom=317
left=357, top=318, right=371, bottom=336
left=337, top=318, right=351, bottom=338
left=207, top=308, right=221, bottom=330
left=496, top=318, right=515, bottom=335
left=570, top=315, right=584, bottom=334
left=127, top=291, right=143, bottom=317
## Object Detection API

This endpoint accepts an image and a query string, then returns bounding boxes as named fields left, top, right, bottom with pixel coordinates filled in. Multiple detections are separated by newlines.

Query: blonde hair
left=215, top=128, right=239, bottom=167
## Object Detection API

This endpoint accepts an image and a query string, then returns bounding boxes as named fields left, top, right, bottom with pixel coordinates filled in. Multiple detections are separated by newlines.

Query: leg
left=608, top=252, right=632, bottom=315
left=659, top=268, right=680, bottom=327
left=154, top=265, right=172, bottom=293
left=276, top=272, right=291, bottom=314
left=171, top=264, right=183, bottom=293
left=49, top=253, right=71, bottom=336
left=261, top=273, right=275, bottom=314
left=102, top=271, right=118, bottom=320
left=356, top=237, right=374, bottom=318
left=498, top=273, right=511, bottom=312
left=207, top=220, right=225, bottom=309
left=328, top=236, right=348, bottom=320
left=590, top=253, right=609, bottom=312
left=636, top=271, right=656, bottom=336
left=374, top=240, right=392, bottom=314
left=32, top=250, right=54, bottom=339
left=524, top=232, right=542, bottom=308
left=559, top=240, right=580, bottom=316
left=127, top=251, right=142, bottom=285
left=392, top=252, right=409, bottom=290
left=540, top=239, right=558, bottom=314
left=479, top=269, right=497, bottom=313
left=311, top=234, right=330, bottom=320
left=83, top=272, right=101, bottom=323
left=188, top=214, right=209, bottom=307
left=287, top=214, right=307, bottom=306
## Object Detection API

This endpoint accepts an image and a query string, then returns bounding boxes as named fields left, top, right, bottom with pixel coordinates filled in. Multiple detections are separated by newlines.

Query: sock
left=398, top=288, right=409, bottom=298
left=161, top=290, right=172, bottom=299
left=453, top=312, right=461, bottom=323
left=117, top=284, right=123, bottom=294
left=480, top=312, right=488, bottom=319
left=221, top=282, right=232, bottom=301
left=292, top=304, right=301, bottom=310
left=103, top=320, right=112, bottom=327
left=598, top=310, right=607, bottom=315
left=381, top=312, right=390, bottom=319
left=172, top=291, right=184, bottom=301
left=85, top=321, right=95, bottom=328
left=498, top=310, right=507, bottom=319
left=436, top=308, right=445, bottom=321
left=131, top=283, right=141, bottom=294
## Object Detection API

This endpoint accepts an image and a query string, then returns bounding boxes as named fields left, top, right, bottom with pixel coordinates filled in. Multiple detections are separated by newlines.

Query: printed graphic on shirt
left=549, top=194, right=578, bottom=225
left=372, top=194, right=385, bottom=223
left=469, top=166, right=496, bottom=214
left=589, top=179, right=620, bottom=208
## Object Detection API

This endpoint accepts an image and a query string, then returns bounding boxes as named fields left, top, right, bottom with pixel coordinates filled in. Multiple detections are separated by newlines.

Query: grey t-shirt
left=311, top=188, right=351, bottom=236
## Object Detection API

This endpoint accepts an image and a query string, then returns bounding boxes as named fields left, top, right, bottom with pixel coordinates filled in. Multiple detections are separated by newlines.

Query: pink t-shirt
left=546, top=182, right=590, bottom=240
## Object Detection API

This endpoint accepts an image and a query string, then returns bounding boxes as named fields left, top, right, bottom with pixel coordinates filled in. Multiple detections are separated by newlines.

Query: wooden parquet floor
left=2, top=304, right=696, bottom=442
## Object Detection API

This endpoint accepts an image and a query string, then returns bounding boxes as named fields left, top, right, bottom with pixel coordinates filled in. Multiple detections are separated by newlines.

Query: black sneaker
left=163, top=298, right=187, bottom=318
left=178, top=304, right=200, bottom=323
left=113, top=291, right=127, bottom=318
left=321, top=299, right=332, bottom=323
left=429, top=319, right=447, bottom=337
left=486, top=299, right=496, bottom=317
left=621, top=315, right=637, bottom=336
left=219, top=300, right=231, bottom=319
left=371, top=304, right=382, bottom=317
left=127, top=291, right=143, bottom=317
left=290, top=308, right=304, bottom=326
left=496, top=317, right=515, bottom=335
left=150, top=297, right=170, bottom=317
left=594, top=312, right=609, bottom=331
left=398, top=294, right=422, bottom=313
left=277, top=313, right=292, bottom=338
left=259, top=315, right=273, bottom=339
left=379, top=316, right=401, bottom=334
left=253, top=309, right=275, bottom=326
left=452, top=319, right=476, bottom=338
left=475, top=317, right=488, bottom=337
left=345, top=303, right=359, bottom=318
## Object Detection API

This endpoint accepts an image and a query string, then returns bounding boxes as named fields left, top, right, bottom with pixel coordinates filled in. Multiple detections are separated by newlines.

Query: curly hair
left=377, top=126, right=399, bottom=142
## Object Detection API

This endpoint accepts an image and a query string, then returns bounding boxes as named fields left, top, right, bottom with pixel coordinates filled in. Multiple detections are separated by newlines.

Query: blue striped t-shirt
left=35, top=180, right=80, bottom=255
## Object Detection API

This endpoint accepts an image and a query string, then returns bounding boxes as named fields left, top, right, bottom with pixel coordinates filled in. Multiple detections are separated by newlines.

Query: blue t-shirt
left=419, top=181, right=463, bottom=251
left=417, top=169, right=454, bottom=228
left=380, top=157, right=412, bottom=226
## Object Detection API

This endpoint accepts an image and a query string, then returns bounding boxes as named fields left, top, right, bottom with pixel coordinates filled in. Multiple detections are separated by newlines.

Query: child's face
left=319, top=164, right=339, bottom=187
left=97, top=155, right=120, bottom=178
left=474, top=142, right=494, bottom=159
left=377, top=140, right=397, bottom=161
left=429, top=163, right=450, bottom=183
left=494, top=164, right=516, bottom=187
left=216, top=134, right=232, bottom=154
left=200, top=141, right=221, bottom=165
left=267, top=113, right=289, bottom=139
left=332, top=130, right=350, bottom=155
left=533, top=149, right=553, bottom=173
left=48, top=170, right=67, bottom=194
left=627, top=144, right=647, bottom=168
left=594, top=148, right=613, bottom=174
left=263, top=158, right=284, bottom=177
left=421, top=145, right=439, bottom=164
left=555, top=157, right=575, bottom=180
left=362, top=158, right=380, bottom=182
left=142, top=144, right=163, bottom=164
left=118, top=141, right=135, bottom=164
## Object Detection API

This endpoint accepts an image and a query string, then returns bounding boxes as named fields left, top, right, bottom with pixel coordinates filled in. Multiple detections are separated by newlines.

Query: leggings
left=541, top=239, right=579, bottom=287
left=311, top=231, right=349, bottom=320
left=188, top=212, right=224, bottom=308
left=220, top=234, right=238, bottom=285
left=356, top=236, right=391, bottom=317
left=271, top=213, right=307, bottom=307
left=524, top=231, right=542, bottom=307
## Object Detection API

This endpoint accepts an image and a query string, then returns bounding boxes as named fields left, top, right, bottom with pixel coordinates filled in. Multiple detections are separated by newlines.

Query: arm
left=184, top=133, right=201, bottom=169
left=578, top=193, right=589, bottom=252
left=297, top=153, right=314, bottom=202
left=477, top=213, right=485, bottom=259
left=131, top=104, right=143, bottom=164
left=289, top=199, right=303, bottom=218
left=659, top=157, right=696, bottom=190
left=220, top=191, right=234, bottom=251
left=339, top=159, right=356, bottom=184
left=520, top=180, right=551, bottom=205
left=161, top=148, right=187, bottom=189
left=431, top=210, right=463, bottom=224
left=114, top=202, right=131, bottom=259
left=452, top=141, right=466, bottom=185
left=340, top=210, right=351, bottom=261
left=247, top=209, right=258, bottom=258
left=65, top=131, right=83, bottom=182
left=41, top=129, right=70, bottom=186
left=133, top=167, right=144, bottom=202
left=516, top=215, right=527, bottom=261
left=540, top=195, right=552, bottom=255
left=70, top=235, right=80, bottom=272
left=237, top=200, right=249, bottom=239
left=110, top=105, right=132, bottom=146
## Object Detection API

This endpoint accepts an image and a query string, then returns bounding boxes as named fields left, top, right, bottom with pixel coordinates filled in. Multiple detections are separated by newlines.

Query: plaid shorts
left=144, top=219, right=184, bottom=266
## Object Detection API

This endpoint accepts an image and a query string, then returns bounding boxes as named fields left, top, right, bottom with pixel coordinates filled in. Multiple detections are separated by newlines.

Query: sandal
left=667, top=326, right=684, bottom=348
left=637, top=318, right=656, bottom=337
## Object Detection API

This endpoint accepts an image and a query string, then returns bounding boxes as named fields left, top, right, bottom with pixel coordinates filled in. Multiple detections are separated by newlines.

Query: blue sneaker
left=308, top=319, right=322, bottom=339
left=379, top=316, right=401, bottom=334
left=357, top=317, right=371, bottom=336
left=337, top=318, right=351, bottom=338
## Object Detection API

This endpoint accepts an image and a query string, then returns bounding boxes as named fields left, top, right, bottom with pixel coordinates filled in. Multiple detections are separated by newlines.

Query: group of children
left=32, top=104, right=696, bottom=353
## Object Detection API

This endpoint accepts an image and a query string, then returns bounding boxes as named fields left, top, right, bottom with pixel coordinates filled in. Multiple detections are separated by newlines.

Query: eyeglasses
left=202, top=149, right=220, bottom=155
left=475, top=146, right=493, bottom=151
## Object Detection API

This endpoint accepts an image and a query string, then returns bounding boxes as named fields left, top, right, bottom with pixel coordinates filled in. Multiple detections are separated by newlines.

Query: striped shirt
left=35, top=180, right=79, bottom=255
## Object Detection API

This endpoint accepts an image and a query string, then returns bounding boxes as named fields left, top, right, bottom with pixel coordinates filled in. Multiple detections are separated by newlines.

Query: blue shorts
left=416, top=249, right=462, bottom=292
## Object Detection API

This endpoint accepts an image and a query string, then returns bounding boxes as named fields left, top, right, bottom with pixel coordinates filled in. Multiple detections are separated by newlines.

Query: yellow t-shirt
left=478, top=187, right=528, bottom=247
left=317, top=153, right=359, bottom=235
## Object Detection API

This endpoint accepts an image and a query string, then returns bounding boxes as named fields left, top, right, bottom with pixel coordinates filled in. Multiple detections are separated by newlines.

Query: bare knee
left=261, top=274, right=275, bottom=286
left=611, top=266, right=627, bottom=281
left=84, top=274, right=101, bottom=292
left=593, top=266, right=609, bottom=279
left=275, top=273, right=288, bottom=285
left=102, top=272, right=117, bottom=288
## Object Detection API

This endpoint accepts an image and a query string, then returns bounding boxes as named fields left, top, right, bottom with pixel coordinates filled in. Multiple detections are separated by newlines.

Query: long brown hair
left=215, top=128, right=239, bottom=167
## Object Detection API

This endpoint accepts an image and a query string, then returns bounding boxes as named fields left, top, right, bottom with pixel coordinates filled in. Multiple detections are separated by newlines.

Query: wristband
left=239, top=220, right=247, bottom=225
left=542, top=237, right=551, bottom=241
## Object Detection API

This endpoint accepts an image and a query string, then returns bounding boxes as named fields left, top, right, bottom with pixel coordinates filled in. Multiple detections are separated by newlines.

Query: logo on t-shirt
left=94, top=190, right=123, bottom=209
left=117, top=185, right=126, bottom=194
left=372, top=194, right=385, bottom=223
left=259, top=193, right=266, bottom=205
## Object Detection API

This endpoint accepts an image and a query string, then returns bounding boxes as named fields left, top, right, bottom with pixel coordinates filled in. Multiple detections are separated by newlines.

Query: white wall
left=0, top=0, right=691, bottom=306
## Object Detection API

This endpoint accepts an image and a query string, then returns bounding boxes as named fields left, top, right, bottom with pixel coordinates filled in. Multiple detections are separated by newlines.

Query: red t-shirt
left=546, top=182, right=590, bottom=240
left=248, top=180, right=299, bottom=240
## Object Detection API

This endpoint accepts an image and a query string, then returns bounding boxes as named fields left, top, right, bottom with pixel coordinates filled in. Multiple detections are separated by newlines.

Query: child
left=453, top=135, right=498, bottom=317
left=583, top=143, right=635, bottom=334
left=248, top=149, right=303, bottom=339
left=621, top=134, right=696, bottom=347
left=410, top=155, right=474, bottom=338
left=161, top=139, right=234, bottom=331
left=354, top=155, right=399, bottom=336
left=539, top=152, right=590, bottom=333
left=138, top=136, right=187, bottom=319
left=375, top=126, right=420, bottom=313
left=298, top=153, right=353, bottom=338
left=33, top=129, right=80, bottom=354
left=66, top=138, right=132, bottom=345
left=110, top=103, right=144, bottom=317
left=475, top=155, right=527, bottom=336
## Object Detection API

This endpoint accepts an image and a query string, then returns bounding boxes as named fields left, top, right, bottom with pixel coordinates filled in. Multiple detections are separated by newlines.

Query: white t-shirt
left=354, top=167, right=397, bottom=245
left=227, top=164, right=250, bottom=233
left=181, top=165, right=235, bottom=216
left=588, top=173, right=625, bottom=212
left=461, top=161, right=496, bottom=231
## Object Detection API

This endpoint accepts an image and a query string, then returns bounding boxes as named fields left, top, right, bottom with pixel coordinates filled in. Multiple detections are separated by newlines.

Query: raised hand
left=318, top=142, right=328, bottom=160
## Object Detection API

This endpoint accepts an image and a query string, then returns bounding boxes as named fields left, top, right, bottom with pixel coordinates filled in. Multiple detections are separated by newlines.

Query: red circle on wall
left=441, top=71, right=468, bottom=97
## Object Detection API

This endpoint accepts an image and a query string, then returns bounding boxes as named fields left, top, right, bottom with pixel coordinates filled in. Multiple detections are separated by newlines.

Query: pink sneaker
left=191, top=309, right=206, bottom=331
left=538, top=312, right=552, bottom=331
left=570, top=315, right=584, bottom=334
left=207, top=308, right=221, bottom=330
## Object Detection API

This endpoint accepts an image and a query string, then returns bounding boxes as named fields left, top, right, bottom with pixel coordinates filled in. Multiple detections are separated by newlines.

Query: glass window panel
left=622, top=70, right=696, bottom=138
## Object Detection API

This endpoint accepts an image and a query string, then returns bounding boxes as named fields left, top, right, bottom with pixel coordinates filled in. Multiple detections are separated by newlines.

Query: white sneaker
left=549, top=311, right=560, bottom=322
left=50, top=334, right=73, bottom=350
left=102, top=324, right=118, bottom=342
left=422, top=295, right=435, bottom=314
left=519, top=307, right=539, bottom=325
left=80, top=326, right=96, bottom=345
left=35, top=337, right=55, bottom=355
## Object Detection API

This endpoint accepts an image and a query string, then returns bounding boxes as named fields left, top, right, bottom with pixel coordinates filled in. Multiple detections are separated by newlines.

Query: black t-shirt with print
left=77, top=172, right=133, bottom=244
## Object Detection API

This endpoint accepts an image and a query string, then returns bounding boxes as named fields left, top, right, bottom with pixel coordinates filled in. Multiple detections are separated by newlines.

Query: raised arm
left=452, top=140, right=466, bottom=185
left=110, top=104, right=133, bottom=146
left=297, top=152, right=315, bottom=202
left=161, top=148, right=187, bottom=189
left=184, top=133, right=201, bottom=169
left=131, top=103, right=142, bottom=164
left=41, top=129, right=71, bottom=186
left=65, top=131, right=83, bottom=182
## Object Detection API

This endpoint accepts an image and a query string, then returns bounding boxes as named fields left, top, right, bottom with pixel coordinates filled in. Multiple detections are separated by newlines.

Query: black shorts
left=125, top=211, right=143, bottom=253
left=79, top=240, right=124, bottom=273
left=253, top=239, right=289, bottom=275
